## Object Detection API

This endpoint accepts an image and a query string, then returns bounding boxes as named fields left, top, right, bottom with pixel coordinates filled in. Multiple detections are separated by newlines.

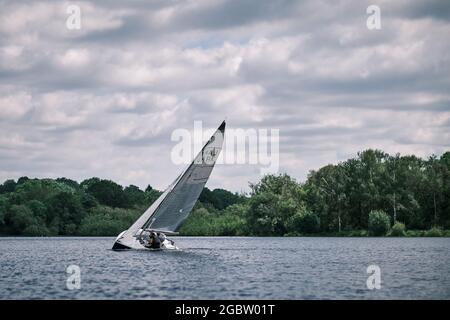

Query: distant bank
left=1, top=149, right=449, bottom=237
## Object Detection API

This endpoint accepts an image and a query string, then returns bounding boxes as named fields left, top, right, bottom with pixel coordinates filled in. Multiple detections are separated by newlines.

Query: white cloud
left=0, top=0, right=449, bottom=191
left=57, top=49, right=91, bottom=68
left=0, top=92, right=33, bottom=120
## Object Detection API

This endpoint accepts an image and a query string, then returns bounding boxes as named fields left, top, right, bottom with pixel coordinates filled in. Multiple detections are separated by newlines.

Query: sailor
left=149, top=232, right=161, bottom=249
left=157, top=233, right=174, bottom=246
left=158, top=232, right=166, bottom=243
left=144, top=234, right=153, bottom=249
left=140, top=230, right=150, bottom=247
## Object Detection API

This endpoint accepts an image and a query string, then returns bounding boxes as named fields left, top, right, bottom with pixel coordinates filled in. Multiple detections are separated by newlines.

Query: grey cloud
left=0, top=0, right=449, bottom=191
left=394, top=0, right=450, bottom=22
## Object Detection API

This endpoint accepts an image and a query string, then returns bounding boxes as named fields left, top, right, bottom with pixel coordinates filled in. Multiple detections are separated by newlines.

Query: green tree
left=56, top=178, right=79, bottom=189
left=124, top=185, right=146, bottom=207
left=81, top=178, right=127, bottom=208
left=439, top=152, right=450, bottom=228
left=389, top=221, right=406, bottom=237
left=0, top=179, right=16, bottom=194
left=0, top=196, right=9, bottom=232
left=387, top=155, right=422, bottom=229
left=79, top=206, right=138, bottom=236
left=46, top=191, right=84, bottom=235
left=287, top=209, right=320, bottom=234
left=216, top=203, right=248, bottom=235
left=179, top=207, right=217, bottom=236
left=17, top=176, right=30, bottom=185
left=7, top=205, right=34, bottom=234
left=247, top=192, right=282, bottom=235
left=305, top=164, right=348, bottom=232
left=247, top=174, right=306, bottom=235
left=199, top=188, right=243, bottom=210
left=368, top=210, right=391, bottom=236
left=423, top=155, right=444, bottom=227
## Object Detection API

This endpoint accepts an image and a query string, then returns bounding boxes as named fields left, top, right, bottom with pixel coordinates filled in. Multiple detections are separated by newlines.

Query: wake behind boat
left=112, top=121, right=225, bottom=251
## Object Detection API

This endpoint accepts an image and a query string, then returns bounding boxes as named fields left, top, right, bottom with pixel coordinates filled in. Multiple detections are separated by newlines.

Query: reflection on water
left=0, top=237, right=449, bottom=299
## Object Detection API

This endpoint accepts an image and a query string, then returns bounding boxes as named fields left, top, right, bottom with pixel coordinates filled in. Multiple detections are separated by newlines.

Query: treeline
left=0, top=175, right=243, bottom=236
left=0, top=149, right=449, bottom=237
left=180, top=149, right=450, bottom=237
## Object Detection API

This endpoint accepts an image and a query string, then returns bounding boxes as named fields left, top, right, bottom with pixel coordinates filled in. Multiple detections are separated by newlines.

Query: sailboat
left=112, top=121, right=225, bottom=250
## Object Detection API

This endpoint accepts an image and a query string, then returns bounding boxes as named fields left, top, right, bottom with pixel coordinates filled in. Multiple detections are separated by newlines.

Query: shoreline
left=1, top=233, right=449, bottom=238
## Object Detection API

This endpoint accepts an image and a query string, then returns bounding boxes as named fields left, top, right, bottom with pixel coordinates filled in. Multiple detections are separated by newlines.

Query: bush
left=289, top=211, right=320, bottom=234
left=215, top=204, right=248, bottom=236
left=389, top=222, right=406, bottom=237
left=178, top=207, right=216, bottom=236
left=405, top=230, right=424, bottom=237
left=425, top=227, right=444, bottom=237
left=368, top=210, right=390, bottom=236
left=348, top=230, right=368, bottom=237
left=284, top=231, right=302, bottom=236
left=78, top=206, right=139, bottom=236
left=23, top=224, right=51, bottom=236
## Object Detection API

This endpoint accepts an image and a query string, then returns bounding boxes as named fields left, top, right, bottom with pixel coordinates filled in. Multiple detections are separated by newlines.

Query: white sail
left=112, top=121, right=225, bottom=250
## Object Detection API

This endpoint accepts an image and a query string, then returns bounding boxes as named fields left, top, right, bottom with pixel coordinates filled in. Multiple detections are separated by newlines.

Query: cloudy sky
left=0, top=0, right=449, bottom=192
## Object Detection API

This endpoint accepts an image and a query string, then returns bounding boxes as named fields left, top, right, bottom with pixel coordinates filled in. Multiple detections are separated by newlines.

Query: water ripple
left=0, top=237, right=449, bottom=299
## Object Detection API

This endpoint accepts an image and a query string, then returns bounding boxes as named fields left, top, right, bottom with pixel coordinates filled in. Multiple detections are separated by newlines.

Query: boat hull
left=112, top=233, right=179, bottom=251
left=112, top=241, right=132, bottom=250
left=112, top=243, right=179, bottom=251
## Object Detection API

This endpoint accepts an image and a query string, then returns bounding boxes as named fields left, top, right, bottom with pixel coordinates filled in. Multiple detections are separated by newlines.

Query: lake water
left=0, top=237, right=449, bottom=299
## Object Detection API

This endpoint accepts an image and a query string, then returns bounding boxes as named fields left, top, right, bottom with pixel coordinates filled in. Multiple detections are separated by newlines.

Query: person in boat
left=142, top=232, right=152, bottom=248
left=148, top=232, right=161, bottom=249
left=157, top=232, right=175, bottom=246
left=139, top=230, right=150, bottom=247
